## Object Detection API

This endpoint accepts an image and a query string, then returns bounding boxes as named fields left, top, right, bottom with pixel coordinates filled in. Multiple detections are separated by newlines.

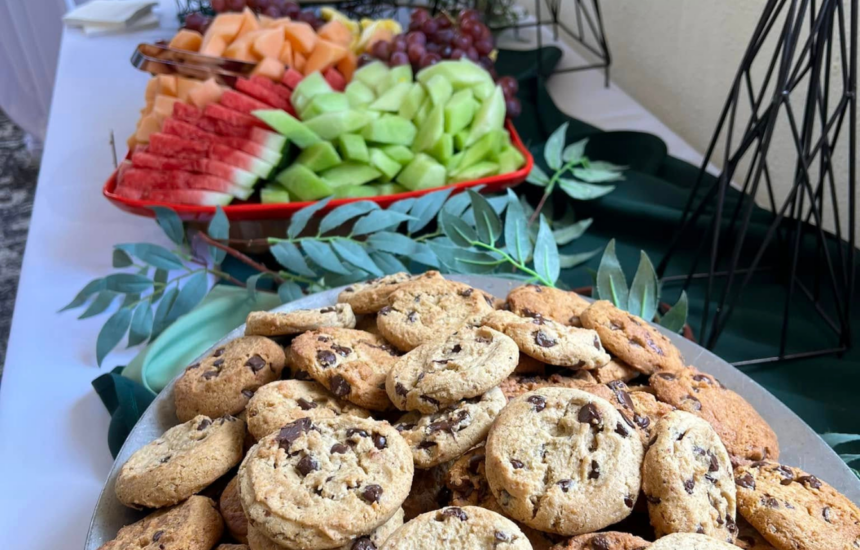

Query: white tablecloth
left=0, top=23, right=707, bottom=549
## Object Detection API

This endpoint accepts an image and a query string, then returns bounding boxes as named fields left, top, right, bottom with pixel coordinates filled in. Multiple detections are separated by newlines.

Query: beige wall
left=536, top=0, right=857, bottom=243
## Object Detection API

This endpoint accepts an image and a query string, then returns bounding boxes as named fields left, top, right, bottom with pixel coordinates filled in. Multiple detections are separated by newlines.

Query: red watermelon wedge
left=173, top=102, right=286, bottom=151
left=204, top=103, right=268, bottom=129
left=131, top=150, right=257, bottom=188
left=161, top=118, right=282, bottom=165
left=220, top=89, right=271, bottom=116
left=282, top=67, right=304, bottom=90
left=146, top=189, right=233, bottom=206
left=250, top=75, right=293, bottom=102
left=118, top=167, right=251, bottom=200
left=323, top=68, right=346, bottom=92
left=237, top=77, right=292, bottom=112
left=148, top=133, right=275, bottom=179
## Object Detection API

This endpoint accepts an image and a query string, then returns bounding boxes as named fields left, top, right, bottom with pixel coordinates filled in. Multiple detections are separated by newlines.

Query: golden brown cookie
left=650, top=368, right=779, bottom=462
left=402, top=463, right=453, bottom=521
left=337, top=271, right=444, bottom=314
left=244, top=304, right=356, bottom=336
left=550, top=531, right=651, bottom=550
left=99, top=496, right=223, bottom=550
left=571, top=357, right=640, bottom=384
left=506, top=284, right=592, bottom=326
left=734, top=518, right=776, bottom=549
left=580, top=300, right=685, bottom=375
left=581, top=380, right=674, bottom=444
left=514, top=353, right=546, bottom=374
left=219, top=477, right=248, bottom=543
left=498, top=373, right=589, bottom=401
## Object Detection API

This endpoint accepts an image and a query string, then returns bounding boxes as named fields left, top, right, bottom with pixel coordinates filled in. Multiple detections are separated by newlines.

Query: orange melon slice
left=283, top=21, right=318, bottom=55
left=187, top=78, right=224, bottom=107
left=252, top=57, right=286, bottom=82
left=252, top=29, right=284, bottom=60
left=200, top=12, right=244, bottom=52
left=176, top=77, right=201, bottom=101
left=362, top=27, right=393, bottom=52
left=135, top=113, right=162, bottom=143
left=304, top=39, right=348, bottom=75
left=200, top=34, right=228, bottom=57
left=318, top=20, right=352, bottom=48
left=258, top=15, right=274, bottom=28
left=145, top=77, right=159, bottom=101
left=156, top=75, right=178, bottom=97
left=267, top=17, right=293, bottom=29
left=234, top=7, right=259, bottom=40
left=293, top=51, right=307, bottom=73
left=278, top=40, right=293, bottom=67
left=169, top=29, right=203, bottom=52
left=336, top=50, right=357, bottom=82
left=153, top=95, right=183, bottom=120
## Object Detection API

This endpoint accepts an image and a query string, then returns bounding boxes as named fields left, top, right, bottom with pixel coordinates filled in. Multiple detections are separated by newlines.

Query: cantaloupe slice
left=234, top=7, right=259, bottom=40
left=283, top=22, right=318, bottom=55
left=145, top=77, right=159, bottom=101
left=188, top=78, right=224, bottom=108
left=293, top=51, right=307, bottom=73
left=318, top=20, right=352, bottom=48
left=223, top=31, right=264, bottom=62
left=200, top=34, right=228, bottom=57
left=176, top=77, right=200, bottom=101
left=279, top=40, right=293, bottom=67
left=267, top=17, right=293, bottom=29
left=200, top=12, right=244, bottom=52
left=141, top=100, right=154, bottom=116
left=337, top=50, right=357, bottom=82
left=156, top=75, right=178, bottom=97
left=252, top=29, right=284, bottom=60
left=252, top=57, right=286, bottom=82
left=169, top=29, right=203, bottom=52
left=153, top=95, right=183, bottom=120
left=258, top=15, right=274, bottom=28
left=304, top=39, right=348, bottom=75
left=135, top=113, right=163, bottom=143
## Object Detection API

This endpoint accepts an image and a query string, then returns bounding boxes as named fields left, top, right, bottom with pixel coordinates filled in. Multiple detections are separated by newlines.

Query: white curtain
left=0, top=0, right=70, bottom=141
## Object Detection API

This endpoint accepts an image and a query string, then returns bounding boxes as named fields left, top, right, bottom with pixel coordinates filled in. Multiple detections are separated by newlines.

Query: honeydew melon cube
left=425, top=74, right=453, bottom=107
left=444, top=89, right=476, bottom=134
left=413, top=99, right=432, bottom=127
left=454, top=130, right=469, bottom=151
left=497, top=145, right=526, bottom=174
left=457, top=130, right=501, bottom=172
left=291, top=72, right=333, bottom=113
left=275, top=164, right=333, bottom=200
left=447, top=151, right=464, bottom=172
left=300, top=92, right=349, bottom=120
left=253, top=109, right=321, bottom=149
left=427, top=133, right=454, bottom=164
left=345, top=80, right=376, bottom=107
left=361, top=115, right=417, bottom=146
left=368, top=148, right=402, bottom=182
left=332, top=185, right=378, bottom=198
left=381, top=145, right=414, bottom=164
left=296, top=141, right=341, bottom=172
left=369, top=182, right=408, bottom=196
left=369, top=81, right=412, bottom=112
left=378, top=64, right=413, bottom=93
left=353, top=61, right=389, bottom=90
left=416, top=59, right=493, bottom=90
left=466, top=86, right=506, bottom=147
left=260, top=185, right=291, bottom=203
left=472, top=80, right=495, bottom=102
left=304, top=110, right=373, bottom=140
left=449, top=161, right=499, bottom=182
left=322, top=162, right=382, bottom=187
left=338, top=133, right=369, bottom=162
left=396, top=153, right=446, bottom=191
left=398, top=83, right=427, bottom=120
left=412, top=104, right=444, bottom=153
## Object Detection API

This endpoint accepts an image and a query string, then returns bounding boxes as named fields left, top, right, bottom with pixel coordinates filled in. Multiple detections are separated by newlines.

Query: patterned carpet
left=0, top=109, right=39, bottom=375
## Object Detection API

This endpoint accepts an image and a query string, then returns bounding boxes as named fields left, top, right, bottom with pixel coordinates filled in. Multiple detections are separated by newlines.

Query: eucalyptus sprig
left=594, top=239, right=689, bottom=333
left=526, top=122, right=626, bottom=224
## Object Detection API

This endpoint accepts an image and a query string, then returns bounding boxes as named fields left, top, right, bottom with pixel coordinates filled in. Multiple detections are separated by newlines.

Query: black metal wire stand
left=657, top=0, right=857, bottom=366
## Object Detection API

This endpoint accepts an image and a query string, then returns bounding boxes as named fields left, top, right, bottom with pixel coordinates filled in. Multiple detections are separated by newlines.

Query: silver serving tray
left=84, top=275, right=860, bottom=548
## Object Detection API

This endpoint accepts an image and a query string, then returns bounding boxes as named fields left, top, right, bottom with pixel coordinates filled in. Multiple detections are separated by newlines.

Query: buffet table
left=0, top=22, right=714, bottom=550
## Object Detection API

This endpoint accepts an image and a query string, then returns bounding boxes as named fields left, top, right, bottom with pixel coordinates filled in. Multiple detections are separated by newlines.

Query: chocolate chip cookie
left=98, top=496, right=223, bottom=550
left=550, top=531, right=650, bottom=550
left=174, top=336, right=286, bottom=422
left=485, top=388, right=644, bottom=535
left=379, top=506, right=532, bottom=550
left=238, top=415, right=414, bottom=549
left=734, top=518, right=776, bottom=550
left=582, top=380, right=674, bottom=443
left=580, top=301, right=684, bottom=374
left=216, top=545, right=249, bottom=550
left=648, top=533, right=737, bottom=549
left=403, top=463, right=453, bottom=521
left=386, top=326, right=518, bottom=413
left=642, top=410, right=737, bottom=543
left=245, top=304, right=356, bottom=336
left=245, top=380, right=370, bottom=440
left=291, top=327, right=401, bottom=411
left=394, top=387, right=506, bottom=468
left=338, top=271, right=444, bottom=314
left=650, top=369, right=779, bottom=462
left=376, top=279, right=495, bottom=351
left=219, top=477, right=248, bottom=543
left=571, top=357, right=639, bottom=385
left=498, top=373, right=589, bottom=401
left=116, top=415, right=245, bottom=509
left=506, top=284, right=591, bottom=326
left=734, top=461, right=860, bottom=550
left=247, top=509, right=404, bottom=550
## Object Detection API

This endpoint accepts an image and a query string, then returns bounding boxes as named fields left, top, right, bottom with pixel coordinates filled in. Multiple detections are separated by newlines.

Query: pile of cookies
left=100, top=272, right=860, bottom=550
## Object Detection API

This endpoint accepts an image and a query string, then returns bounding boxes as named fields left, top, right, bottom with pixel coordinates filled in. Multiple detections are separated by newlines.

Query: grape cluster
left=360, top=8, right=521, bottom=117
left=187, top=0, right=324, bottom=29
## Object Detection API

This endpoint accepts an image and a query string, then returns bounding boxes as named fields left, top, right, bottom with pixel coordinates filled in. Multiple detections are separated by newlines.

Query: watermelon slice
left=236, top=77, right=292, bottom=112
left=204, top=103, right=269, bottom=129
left=323, top=68, right=347, bottom=92
left=148, top=133, right=275, bottom=178
left=118, top=168, right=248, bottom=200
left=173, top=102, right=286, bottom=151
left=147, top=189, right=233, bottom=206
left=250, top=75, right=293, bottom=102
left=282, top=67, right=304, bottom=90
left=162, top=118, right=283, bottom=165
left=131, top=150, right=257, bottom=188
left=220, top=89, right=271, bottom=115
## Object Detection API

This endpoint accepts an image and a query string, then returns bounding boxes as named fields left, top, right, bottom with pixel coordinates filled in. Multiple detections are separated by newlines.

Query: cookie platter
left=85, top=274, right=860, bottom=550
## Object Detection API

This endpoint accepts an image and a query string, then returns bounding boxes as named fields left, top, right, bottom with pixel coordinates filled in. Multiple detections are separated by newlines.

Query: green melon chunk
left=275, top=164, right=333, bottom=200
left=444, top=89, right=476, bottom=135
left=300, top=92, right=349, bottom=120
left=472, top=80, right=495, bottom=102
left=253, top=109, right=322, bottom=149
left=378, top=64, right=413, bottom=94
left=467, top=86, right=506, bottom=147
left=361, top=115, right=417, bottom=146
left=332, top=185, right=378, bottom=198
left=456, top=130, right=501, bottom=173
left=303, top=110, right=373, bottom=140
left=398, top=83, right=427, bottom=120
left=369, top=81, right=413, bottom=112
left=427, top=133, right=454, bottom=164
left=296, top=141, right=342, bottom=172
left=449, top=161, right=499, bottom=182
left=382, top=144, right=415, bottom=164
left=497, top=145, right=526, bottom=174
left=396, top=153, right=446, bottom=191
left=447, top=151, right=464, bottom=172
left=260, top=185, right=291, bottom=204
left=369, top=182, right=408, bottom=196
left=454, top=130, right=469, bottom=151
left=338, top=133, right=369, bottom=162
left=322, top=162, right=382, bottom=187
left=412, top=104, right=445, bottom=153
left=413, top=99, right=431, bottom=127
left=353, top=61, right=390, bottom=90
left=345, top=81, right=376, bottom=107
left=425, top=74, right=453, bottom=107
left=291, top=72, right=333, bottom=113
left=369, top=148, right=402, bottom=182
left=416, top=59, right=493, bottom=90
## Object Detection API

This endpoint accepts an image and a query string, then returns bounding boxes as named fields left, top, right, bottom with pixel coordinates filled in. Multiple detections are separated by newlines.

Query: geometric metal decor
left=657, top=0, right=857, bottom=365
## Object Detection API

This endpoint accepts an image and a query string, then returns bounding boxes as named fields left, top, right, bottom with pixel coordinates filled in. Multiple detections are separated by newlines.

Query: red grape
left=505, top=97, right=522, bottom=118
left=459, top=9, right=479, bottom=23
left=411, top=9, right=430, bottom=25
left=227, top=0, right=246, bottom=12
left=406, top=32, right=426, bottom=46
left=183, top=12, right=208, bottom=31
left=263, top=5, right=280, bottom=17
left=498, top=76, right=519, bottom=96
left=425, top=42, right=441, bottom=54
left=452, top=33, right=472, bottom=50
left=468, top=23, right=487, bottom=40
left=407, top=43, right=425, bottom=64
left=211, top=0, right=227, bottom=12
left=440, top=44, right=453, bottom=57
left=421, top=19, right=438, bottom=35
left=371, top=39, right=392, bottom=61
left=408, top=20, right=422, bottom=32
left=390, top=51, right=409, bottom=66
left=392, top=35, right=408, bottom=52
left=466, top=46, right=479, bottom=61
left=420, top=52, right=442, bottom=68
left=478, top=56, right=493, bottom=70
left=475, top=38, right=493, bottom=56
left=357, top=53, right=375, bottom=67
left=282, top=1, right=300, bottom=18
left=461, top=18, right=479, bottom=35
left=450, top=48, right=466, bottom=60
left=435, top=28, right=454, bottom=44
left=435, top=14, right=452, bottom=29
left=488, top=67, right=498, bottom=80
left=297, top=11, right=316, bottom=24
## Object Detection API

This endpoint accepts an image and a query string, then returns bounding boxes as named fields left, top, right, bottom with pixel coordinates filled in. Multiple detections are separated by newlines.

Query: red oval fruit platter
left=103, top=5, right=532, bottom=222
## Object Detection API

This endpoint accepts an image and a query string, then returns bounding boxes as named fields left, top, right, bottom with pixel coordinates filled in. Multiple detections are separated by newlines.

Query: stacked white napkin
left=63, top=0, right=160, bottom=36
